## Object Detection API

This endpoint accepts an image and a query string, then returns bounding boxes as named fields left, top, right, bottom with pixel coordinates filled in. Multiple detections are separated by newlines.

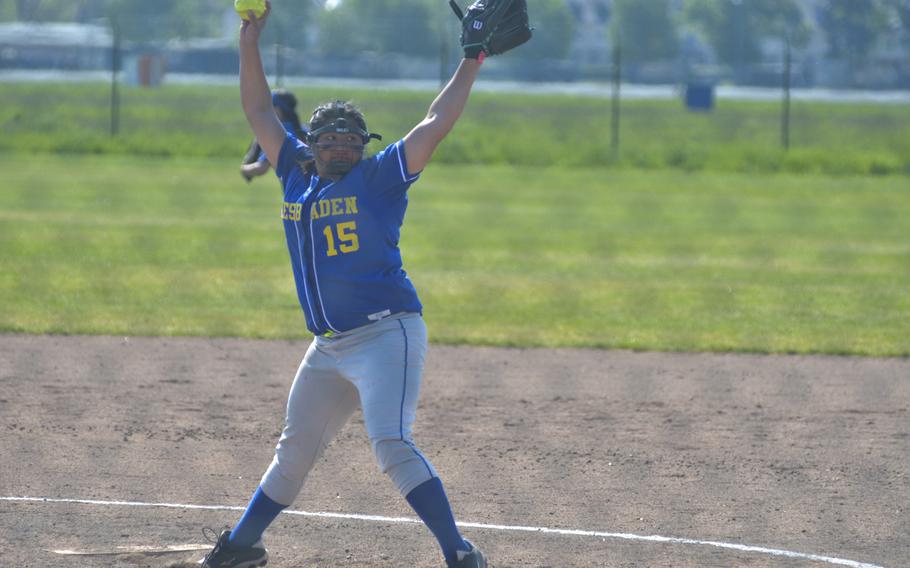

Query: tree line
left=1, top=0, right=907, bottom=71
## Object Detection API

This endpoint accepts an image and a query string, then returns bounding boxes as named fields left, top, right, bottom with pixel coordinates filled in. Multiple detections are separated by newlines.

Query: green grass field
left=1, top=82, right=909, bottom=175
left=1, top=152, right=907, bottom=355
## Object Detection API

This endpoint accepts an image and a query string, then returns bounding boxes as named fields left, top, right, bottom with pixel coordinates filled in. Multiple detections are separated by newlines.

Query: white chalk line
left=54, top=544, right=210, bottom=556
left=1, top=495, right=887, bottom=568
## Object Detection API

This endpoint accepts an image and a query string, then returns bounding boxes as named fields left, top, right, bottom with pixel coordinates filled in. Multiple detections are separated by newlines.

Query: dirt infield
left=0, top=334, right=907, bottom=568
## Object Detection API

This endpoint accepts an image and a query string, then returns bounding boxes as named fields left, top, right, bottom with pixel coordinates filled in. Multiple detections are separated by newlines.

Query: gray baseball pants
left=260, top=312, right=438, bottom=505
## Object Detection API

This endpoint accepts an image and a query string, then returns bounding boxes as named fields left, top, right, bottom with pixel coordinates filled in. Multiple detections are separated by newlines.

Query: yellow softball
left=235, top=0, right=267, bottom=20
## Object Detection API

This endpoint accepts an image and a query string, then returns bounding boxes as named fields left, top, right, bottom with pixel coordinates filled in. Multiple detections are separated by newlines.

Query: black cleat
left=449, top=539, right=488, bottom=568
left=200, top=529, right=268, bottom=568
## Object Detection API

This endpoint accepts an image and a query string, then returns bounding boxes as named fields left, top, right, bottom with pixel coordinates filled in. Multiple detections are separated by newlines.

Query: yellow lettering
left=300, top=197, right=358, bottom=223
left=322, top=222, right=360, bottom=257
left=323, top=225, right=338, bottom=256
left=337, top=221, right=359, bottom=253
left=282, top=202, right=303, bottom=221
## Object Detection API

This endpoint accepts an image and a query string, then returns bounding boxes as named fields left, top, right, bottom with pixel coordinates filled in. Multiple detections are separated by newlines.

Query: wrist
left=463, top=45, right=484, bottom=60
left=464, top=53, right=486, bottom=65
left=462, top=55, right=484, bottom=69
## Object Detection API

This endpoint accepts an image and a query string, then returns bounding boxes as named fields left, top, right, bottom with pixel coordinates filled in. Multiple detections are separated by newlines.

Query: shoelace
left=201, top=527, right=225, bottom=562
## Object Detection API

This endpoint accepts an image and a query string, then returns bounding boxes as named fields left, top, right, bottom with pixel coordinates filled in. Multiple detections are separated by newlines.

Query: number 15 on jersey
left=324, top=221, right=359, bottom=256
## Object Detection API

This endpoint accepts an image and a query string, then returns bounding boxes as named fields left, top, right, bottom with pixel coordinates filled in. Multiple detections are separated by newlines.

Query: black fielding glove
left=450, top=0, right=532, bottom=60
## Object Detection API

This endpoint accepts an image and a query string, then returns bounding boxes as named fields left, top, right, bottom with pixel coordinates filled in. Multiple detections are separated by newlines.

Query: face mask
left=315, top=143, right=364, bottom=177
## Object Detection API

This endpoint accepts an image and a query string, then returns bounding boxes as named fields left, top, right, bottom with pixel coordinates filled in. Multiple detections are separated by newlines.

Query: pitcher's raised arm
left=238, top=1, right=285, bottom=168
left=402, top=59, right=481, bottom=177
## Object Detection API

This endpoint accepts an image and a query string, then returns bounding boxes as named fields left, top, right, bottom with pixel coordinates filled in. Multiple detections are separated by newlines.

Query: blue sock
left=405, top=477, right=469, bottom=564
left=228, top=486, right=287, bottom=548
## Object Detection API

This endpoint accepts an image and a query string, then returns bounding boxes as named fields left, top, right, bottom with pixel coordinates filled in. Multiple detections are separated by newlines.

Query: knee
left=373, top=438, right=417, bottom=472
left=260, top=456, right=304, bottom=507
left=373, top=438, right=437, bottom=495
left=261, top=433, right=324, bottom=505
left=273, top=430, right=325, bottom=479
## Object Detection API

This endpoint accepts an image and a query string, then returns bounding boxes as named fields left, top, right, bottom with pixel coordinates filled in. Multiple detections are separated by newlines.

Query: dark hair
left=271, top=89, right=306, bottom=138
left=308, top=100, right=368, bottom=137
left=272, top=89, right=297, bottom=112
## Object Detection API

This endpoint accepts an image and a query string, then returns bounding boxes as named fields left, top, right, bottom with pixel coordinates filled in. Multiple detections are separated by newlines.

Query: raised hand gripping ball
left=235, top=0, right=267, bottom=20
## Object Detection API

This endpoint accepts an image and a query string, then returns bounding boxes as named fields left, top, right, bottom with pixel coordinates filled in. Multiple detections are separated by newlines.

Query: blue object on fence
left=685, top=84, right=714, bottom=111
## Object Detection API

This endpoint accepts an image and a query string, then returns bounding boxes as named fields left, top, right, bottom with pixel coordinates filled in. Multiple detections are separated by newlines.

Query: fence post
left=732, top=0, right=746, bottom=85
left=439, top=21, right=451, bottom=88
left=110, top=17, right=121, bottom=137
left=781, top=36, right=791, bottom=151
left=611, top=36, right=622, bottom=159
left=275, top=23, right=284, bottom=87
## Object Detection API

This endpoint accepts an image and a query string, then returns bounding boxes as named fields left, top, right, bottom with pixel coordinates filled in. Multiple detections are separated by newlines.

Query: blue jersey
left=274, top=132, right=423, bottom=335
left=258, top=120, right=308, bottom=163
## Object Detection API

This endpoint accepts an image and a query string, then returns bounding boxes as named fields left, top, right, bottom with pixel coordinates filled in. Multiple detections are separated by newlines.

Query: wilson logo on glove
left=450, top=0, right=532, bottom=60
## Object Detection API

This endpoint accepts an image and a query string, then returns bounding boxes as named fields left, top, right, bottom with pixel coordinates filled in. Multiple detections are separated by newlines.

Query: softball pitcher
left=201, top=1, right=530, bottom=566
